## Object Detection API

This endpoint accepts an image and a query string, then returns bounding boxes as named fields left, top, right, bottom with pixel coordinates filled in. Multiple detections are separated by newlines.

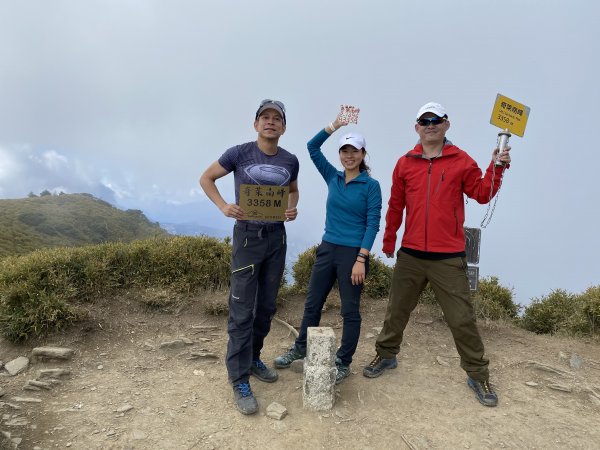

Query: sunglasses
left=258, top=99, right=286, bottom=113
left=417, top=117, right=446, bottom=127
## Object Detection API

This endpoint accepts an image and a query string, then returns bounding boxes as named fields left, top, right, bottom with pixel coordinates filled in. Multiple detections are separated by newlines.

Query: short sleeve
left=218, top=145, right=239, bottom=173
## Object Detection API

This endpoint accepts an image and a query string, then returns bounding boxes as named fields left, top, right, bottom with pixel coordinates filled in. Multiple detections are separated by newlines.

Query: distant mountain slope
left=0, top=193, right=166, bottom=258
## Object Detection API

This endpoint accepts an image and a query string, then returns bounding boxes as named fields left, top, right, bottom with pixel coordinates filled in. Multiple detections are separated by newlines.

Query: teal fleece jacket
left=307, top=129, right=382, bottom=250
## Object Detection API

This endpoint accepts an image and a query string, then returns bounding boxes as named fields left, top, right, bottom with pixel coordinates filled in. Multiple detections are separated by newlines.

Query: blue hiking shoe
left=467, top=377, right=498, bottom=407
left=251, top=359, right=278, bottom=383
left=232, top=382, right=258, bottom=415
left=362, top=354, right=398, bottom=378
left=335, top=364, right=351, bottom=385
left=274, top=345, right=306, bottom=369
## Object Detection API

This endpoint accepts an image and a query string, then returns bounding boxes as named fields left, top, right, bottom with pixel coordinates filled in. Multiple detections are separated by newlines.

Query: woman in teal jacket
left=274, top=110, right=382, bottom=384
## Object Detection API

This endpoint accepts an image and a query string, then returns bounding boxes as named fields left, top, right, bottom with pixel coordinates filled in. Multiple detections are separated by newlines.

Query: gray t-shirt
left=218, top=141, right=299, bottom=222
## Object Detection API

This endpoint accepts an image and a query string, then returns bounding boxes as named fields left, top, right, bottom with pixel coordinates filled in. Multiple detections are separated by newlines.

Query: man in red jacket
left=363, top=102, right=511, bottom=407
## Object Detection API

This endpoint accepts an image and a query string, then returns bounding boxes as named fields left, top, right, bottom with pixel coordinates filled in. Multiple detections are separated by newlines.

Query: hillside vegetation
left=0, top=236, right=598, bottom=343
left=0, top=236, right=230, bottom=341
left=0, top=193, right=166, bottom=258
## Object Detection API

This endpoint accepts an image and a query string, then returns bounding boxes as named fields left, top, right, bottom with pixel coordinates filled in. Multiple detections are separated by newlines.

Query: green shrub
left=291, top=245, right=318, bottom=294
left=520, top=289, right=578, bottom=335
left=557, top=285, right=600, bottom=336
left=472, top=276, right=519, bottom=320
left=520, top=286, right=600, bottom=337
left=203, top=296, right=229, bottom=316
left=418, top=283, right=437, bottom=305
left=0, top=281, right=80, bottom=341
left=579, top=285, right=600, bottom=334
left=289, top=245, right=392, bottom=299
left=364, top=256, right=393, bottom=299
left=136, top=287, right=179, bottom=310
left=417, top=276, right=518, bottom=322
left=0, top=236, right=232, bottom=341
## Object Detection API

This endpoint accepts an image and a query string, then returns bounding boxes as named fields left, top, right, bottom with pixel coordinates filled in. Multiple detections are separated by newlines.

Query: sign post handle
left=495, top=128, right=511, bottom=166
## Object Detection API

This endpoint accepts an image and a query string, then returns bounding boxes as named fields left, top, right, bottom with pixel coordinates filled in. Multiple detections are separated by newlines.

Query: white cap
left=338, top=132, right=366, bottom=150
left=416, top=102, right=447, bottom=119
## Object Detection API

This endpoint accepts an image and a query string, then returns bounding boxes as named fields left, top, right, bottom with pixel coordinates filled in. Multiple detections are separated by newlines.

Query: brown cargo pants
left=375, top=251, right=489, bottom=381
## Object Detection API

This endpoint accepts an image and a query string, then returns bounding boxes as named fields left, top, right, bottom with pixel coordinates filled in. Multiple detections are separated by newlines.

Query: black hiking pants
left=226, top=222, right=286, bottom=385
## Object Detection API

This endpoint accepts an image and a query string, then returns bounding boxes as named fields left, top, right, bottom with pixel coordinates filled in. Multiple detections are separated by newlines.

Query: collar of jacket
left=406, top=142, right=459, bottom=159
left=335, top=170, right=370, bottom=183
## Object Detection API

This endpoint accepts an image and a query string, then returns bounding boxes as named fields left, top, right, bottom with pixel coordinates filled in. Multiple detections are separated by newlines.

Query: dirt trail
left=1, top=295, right=600, bottom=449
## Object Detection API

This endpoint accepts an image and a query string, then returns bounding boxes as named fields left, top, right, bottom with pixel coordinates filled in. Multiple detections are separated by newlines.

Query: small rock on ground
left=4, top=357, right=30, bottom=376
left=290, top=359, right=304, bottom=373
left=266, top=402, right=288, bottom=420
left=31, top=346, right=75, bottom=360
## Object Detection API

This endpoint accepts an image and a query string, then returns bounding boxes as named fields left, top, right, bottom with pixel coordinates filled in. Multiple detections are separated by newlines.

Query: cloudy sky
left=1, top=0, right=598, bottom=305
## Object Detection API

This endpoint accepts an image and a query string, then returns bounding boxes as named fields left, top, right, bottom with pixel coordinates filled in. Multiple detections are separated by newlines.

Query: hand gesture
left=331, top=104, right=360, bottom=130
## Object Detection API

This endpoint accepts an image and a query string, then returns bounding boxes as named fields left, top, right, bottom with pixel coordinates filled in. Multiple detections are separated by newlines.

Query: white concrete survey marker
left=303, top=327, right=336, bottom=411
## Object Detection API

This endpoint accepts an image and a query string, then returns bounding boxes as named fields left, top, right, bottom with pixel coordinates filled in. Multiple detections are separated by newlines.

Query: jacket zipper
left=425, top=161, right=433, bottom=250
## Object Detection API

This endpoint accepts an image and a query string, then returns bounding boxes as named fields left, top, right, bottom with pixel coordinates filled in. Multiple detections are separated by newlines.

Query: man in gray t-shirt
left=199, top=99, right=299, bottom=415
left=218, top=140, right=299, bottom=224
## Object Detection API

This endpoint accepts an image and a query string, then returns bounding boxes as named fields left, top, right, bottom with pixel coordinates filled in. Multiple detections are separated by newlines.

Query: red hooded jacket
left=382, top=142, right=507, bottom=255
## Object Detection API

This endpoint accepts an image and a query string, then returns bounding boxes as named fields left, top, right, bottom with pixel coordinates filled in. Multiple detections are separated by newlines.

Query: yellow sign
left=490, top=93, right=530, bottom=137
left=239, top=184, right=289, bottom=222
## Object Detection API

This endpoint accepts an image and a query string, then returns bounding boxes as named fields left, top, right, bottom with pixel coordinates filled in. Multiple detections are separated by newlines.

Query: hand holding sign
left=337, top=105, right=360, bottom=125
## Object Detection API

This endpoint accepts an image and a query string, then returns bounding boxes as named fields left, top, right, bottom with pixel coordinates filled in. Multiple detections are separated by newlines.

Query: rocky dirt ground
left=1, top=292, right=600, bottom=450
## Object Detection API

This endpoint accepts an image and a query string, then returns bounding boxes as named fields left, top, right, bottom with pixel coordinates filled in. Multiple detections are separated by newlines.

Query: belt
left=235, top=222, right=285, bottom=232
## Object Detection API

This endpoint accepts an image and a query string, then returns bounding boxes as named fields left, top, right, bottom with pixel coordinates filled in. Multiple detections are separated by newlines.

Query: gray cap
left=255, top=99, right=286, bottom=124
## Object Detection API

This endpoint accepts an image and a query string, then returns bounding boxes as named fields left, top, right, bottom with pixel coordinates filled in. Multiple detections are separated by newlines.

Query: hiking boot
left=274, top=345, right=305, bottom=369
left=335, top=363, right=351, bottom=385
left=467, top=377, right=498, bottom=407
left=362, top=354, right=398, bottom=378
left=232, top=382, right=258, bottom=415
left=251, top=359, right=278, bottom=383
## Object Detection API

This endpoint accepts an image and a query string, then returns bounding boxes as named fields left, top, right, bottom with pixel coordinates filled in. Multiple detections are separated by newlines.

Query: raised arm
left=307, top=113, right=351, bottom=180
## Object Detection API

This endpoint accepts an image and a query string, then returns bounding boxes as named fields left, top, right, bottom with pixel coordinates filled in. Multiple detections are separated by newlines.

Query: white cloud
left=0, top=146, right=20, bottom=181
left=41, top=150, right=69, bottom=171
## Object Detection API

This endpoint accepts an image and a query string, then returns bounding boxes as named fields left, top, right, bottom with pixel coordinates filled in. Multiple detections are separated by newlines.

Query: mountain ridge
left=0, top=193, right=167, bottom=258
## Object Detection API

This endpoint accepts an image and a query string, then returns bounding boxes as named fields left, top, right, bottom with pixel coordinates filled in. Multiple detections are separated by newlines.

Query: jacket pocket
left=434, top=170, right=445, bottom=196
left=230, top=264, right=255, bottom=304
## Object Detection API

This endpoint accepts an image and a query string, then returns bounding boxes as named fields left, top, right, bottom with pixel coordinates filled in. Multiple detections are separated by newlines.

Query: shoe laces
left=236, top=382, right=252, bottom=397
left=337, top=364, right=350, bottom=374
left=253, top=359, right=267, bottom=370
left=284, top=347, right=300, bottom=360
left=481, top=380, right=493, bottom=393
left=368, top=355, right=382, bottom=367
